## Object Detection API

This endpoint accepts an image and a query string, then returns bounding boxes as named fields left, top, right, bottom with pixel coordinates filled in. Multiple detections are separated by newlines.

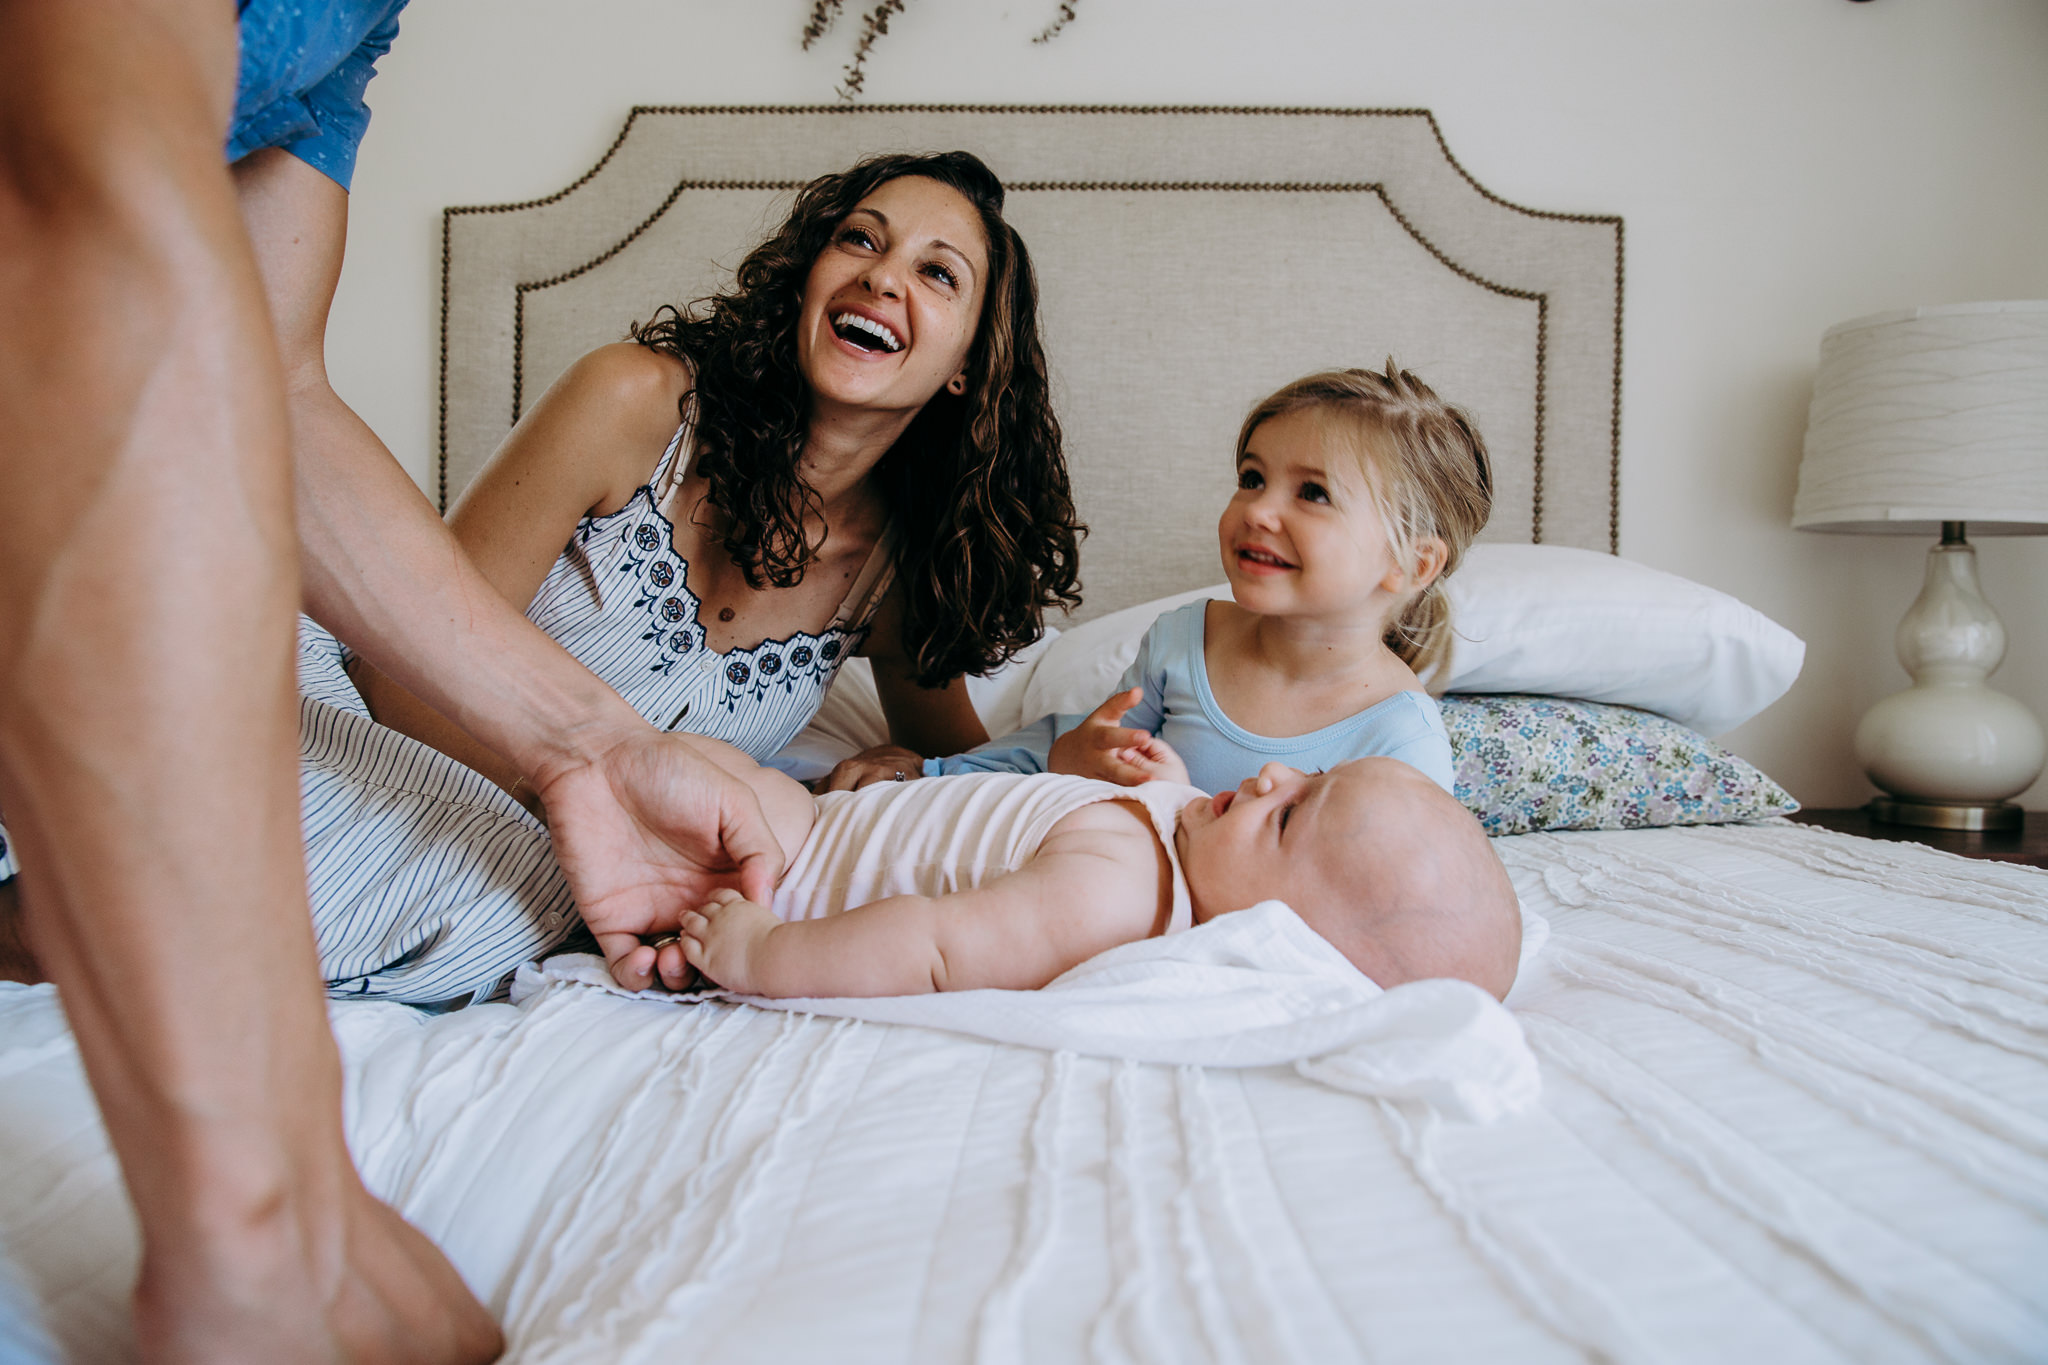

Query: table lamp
left=1794, top=300, right=2048, bottom=831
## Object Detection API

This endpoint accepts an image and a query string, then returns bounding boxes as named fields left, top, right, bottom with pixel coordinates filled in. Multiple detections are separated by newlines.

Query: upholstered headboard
left=439, top=106, right=1622, bottom=622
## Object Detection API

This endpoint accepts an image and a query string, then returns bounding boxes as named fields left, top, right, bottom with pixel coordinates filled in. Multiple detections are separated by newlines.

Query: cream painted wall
left=326, top=0, right=2048, bottom=809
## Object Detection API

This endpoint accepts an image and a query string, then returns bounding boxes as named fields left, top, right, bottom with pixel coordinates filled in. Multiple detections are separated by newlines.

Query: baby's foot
left=679, top=889, right=782, bottom=995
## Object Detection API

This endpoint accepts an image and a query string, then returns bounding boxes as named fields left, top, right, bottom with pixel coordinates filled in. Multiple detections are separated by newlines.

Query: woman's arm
left=821, top=583, right=990, bottom=791
left=347, top=343, right=691, bottom=794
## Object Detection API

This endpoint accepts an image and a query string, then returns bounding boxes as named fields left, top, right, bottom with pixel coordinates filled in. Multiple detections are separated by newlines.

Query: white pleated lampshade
left=1794, top=300, right=2048, bottom=535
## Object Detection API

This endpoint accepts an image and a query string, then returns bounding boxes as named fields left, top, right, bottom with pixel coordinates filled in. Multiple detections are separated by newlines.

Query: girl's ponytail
left=1387, top=579, right=1455, bottom=683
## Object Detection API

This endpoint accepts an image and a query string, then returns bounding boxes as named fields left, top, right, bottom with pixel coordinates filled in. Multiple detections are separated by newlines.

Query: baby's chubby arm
left=679, top=800, right=1173, bottom=997
left=604, top=732, right=818, bottom=991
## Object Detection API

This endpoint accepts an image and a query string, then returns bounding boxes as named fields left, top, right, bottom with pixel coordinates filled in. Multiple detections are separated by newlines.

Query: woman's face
left=796, top=175, right=990, bottom=423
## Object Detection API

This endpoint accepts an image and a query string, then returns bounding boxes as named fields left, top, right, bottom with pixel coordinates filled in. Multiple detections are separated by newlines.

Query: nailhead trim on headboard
left=439, top=105, right=1623, bottom=551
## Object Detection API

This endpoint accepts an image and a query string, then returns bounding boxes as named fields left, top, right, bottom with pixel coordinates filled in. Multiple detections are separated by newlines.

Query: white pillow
left=967, top=630, right=1061, bottom=738
left=1441, top=544, right=1803, bottom=737
left=772, top=631, right=1061, bottom=779
left=1013, top=545, right=1803, bottom=738
left=1020, top=584, right=1226, bottom=722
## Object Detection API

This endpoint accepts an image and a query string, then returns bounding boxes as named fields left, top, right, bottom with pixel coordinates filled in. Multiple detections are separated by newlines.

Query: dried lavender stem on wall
left=801, top=0, right=1086, bottom=101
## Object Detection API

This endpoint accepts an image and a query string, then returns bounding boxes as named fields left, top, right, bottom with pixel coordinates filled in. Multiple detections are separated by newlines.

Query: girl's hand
left=819, top=744, right=926, bottom=792
left=678, top=888, right=783, bottom=995
left=1049, top=688, right=1158, bottom=786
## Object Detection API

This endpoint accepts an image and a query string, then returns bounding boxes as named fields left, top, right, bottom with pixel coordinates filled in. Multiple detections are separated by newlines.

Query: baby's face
left=1173, top=760, right=1386, bottom=926
left=1174, top=756, right=1522, bottom=999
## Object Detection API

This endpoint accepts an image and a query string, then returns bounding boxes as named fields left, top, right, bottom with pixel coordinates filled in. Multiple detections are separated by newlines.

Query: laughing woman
left=292, top=150, right=1082, bottom=999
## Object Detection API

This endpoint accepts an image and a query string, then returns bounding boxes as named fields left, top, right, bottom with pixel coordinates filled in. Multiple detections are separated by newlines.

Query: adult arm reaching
left=234, top=149, right=784, bottom=985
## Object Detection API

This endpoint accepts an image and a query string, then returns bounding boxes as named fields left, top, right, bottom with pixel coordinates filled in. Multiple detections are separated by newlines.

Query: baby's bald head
left=1176, top=756, right=1521, bottom=999
left=1297, top=758, right=1521, bottom=1000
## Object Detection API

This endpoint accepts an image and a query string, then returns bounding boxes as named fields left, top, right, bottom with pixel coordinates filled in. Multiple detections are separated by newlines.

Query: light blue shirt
left=928, top=599, right=1456, bottom=793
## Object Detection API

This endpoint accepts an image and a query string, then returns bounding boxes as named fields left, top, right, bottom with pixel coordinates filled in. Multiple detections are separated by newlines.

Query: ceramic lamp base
left=1866, top=796, right=2024, bottom=832
left=1854, top=530, right=2046, bottom=815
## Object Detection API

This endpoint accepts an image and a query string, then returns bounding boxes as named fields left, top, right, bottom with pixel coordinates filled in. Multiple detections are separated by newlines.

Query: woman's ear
left=946, top=372, right=967, bottom=396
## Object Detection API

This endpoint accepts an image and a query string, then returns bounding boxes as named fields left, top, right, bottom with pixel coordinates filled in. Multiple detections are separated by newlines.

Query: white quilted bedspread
left=3, top=821, right=2045, bottom=1363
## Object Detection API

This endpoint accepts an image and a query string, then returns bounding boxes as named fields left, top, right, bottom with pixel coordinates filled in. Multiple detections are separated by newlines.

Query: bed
left=4, top=107, right=2045, bottom=1364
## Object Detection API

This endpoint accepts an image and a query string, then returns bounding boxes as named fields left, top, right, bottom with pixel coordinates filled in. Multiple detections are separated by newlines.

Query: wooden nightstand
left=1786, top=807, right=2048, bottom=869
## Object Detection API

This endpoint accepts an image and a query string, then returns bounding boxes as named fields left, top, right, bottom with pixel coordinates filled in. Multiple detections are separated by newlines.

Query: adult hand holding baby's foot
left=1050, top=688, right=1162, bottom=786
left=679, top=888, right=783, bottom=995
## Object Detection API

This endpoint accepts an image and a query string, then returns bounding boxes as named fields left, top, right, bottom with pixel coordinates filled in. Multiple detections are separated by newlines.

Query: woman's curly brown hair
left=633, top=150, right=1082, bottom=687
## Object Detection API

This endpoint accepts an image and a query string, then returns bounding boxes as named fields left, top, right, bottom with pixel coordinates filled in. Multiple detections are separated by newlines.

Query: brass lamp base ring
left=1867, top=796, right=2024, bottom=833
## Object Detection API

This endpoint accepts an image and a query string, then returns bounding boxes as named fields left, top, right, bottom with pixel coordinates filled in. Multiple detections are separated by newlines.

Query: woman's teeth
left=832, top=312, right=903, bottom=353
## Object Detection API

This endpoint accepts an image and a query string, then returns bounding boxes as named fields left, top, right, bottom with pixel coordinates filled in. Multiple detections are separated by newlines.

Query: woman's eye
left=1237, top=469, right=1264, bottom=491
left=922, top=261, right=958, bottom=289
left=1300, top=482, right=1330, bottom=505
left=839, top=226, right=876, bottom=250
left=1279, top=804, right=1295, bottom=834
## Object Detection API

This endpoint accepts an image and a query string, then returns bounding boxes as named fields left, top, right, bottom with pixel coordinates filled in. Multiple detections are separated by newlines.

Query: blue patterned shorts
left=227, top=0, right=410, bottom=191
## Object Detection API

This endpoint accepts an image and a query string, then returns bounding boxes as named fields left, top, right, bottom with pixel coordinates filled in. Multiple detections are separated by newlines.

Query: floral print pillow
left=1443, top=694, right=1798, bottom=837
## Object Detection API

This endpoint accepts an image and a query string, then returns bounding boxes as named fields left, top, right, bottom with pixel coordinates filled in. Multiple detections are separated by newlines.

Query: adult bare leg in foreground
left=0, top=2, right=779, bottom=1359
left=0, top=4, right=501, bottom=1359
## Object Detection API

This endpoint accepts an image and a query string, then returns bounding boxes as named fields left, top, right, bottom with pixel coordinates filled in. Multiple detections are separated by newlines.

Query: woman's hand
left=820, top=744, right=927, bottom=792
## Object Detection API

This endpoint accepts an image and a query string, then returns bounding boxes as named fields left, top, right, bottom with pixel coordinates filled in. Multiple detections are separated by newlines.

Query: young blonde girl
left=927, top=362, right=1493, bottom=793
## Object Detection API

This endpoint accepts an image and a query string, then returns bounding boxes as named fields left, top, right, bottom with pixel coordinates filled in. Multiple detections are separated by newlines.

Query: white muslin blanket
left=515, top=900, right=1543, bottom=1123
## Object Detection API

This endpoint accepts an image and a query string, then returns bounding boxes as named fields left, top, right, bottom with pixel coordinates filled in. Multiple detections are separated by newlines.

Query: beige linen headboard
left=438, top=105, right=1622, bottom=623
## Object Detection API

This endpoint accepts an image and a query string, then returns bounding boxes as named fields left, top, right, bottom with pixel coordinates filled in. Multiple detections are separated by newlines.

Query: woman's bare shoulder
left=508, top=343, right=696, bottom=510
left=560, top=342, right=694, bottom=435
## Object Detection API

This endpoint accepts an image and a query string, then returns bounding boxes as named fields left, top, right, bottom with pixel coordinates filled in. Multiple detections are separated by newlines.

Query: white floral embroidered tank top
left=525, top=418, right=896, bottom=761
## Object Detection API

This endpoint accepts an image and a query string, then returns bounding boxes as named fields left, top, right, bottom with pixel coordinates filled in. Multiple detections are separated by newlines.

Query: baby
left=612, top=735, right=1521, bottom=1003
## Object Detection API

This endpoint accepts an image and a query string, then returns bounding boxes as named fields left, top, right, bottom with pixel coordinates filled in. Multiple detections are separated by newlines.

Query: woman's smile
left=828, top=304, right=904, bottom=355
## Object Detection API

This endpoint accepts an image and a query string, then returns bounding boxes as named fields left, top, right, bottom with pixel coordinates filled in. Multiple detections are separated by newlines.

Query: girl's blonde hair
left=1235, top=363, right=1494, bottom=684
